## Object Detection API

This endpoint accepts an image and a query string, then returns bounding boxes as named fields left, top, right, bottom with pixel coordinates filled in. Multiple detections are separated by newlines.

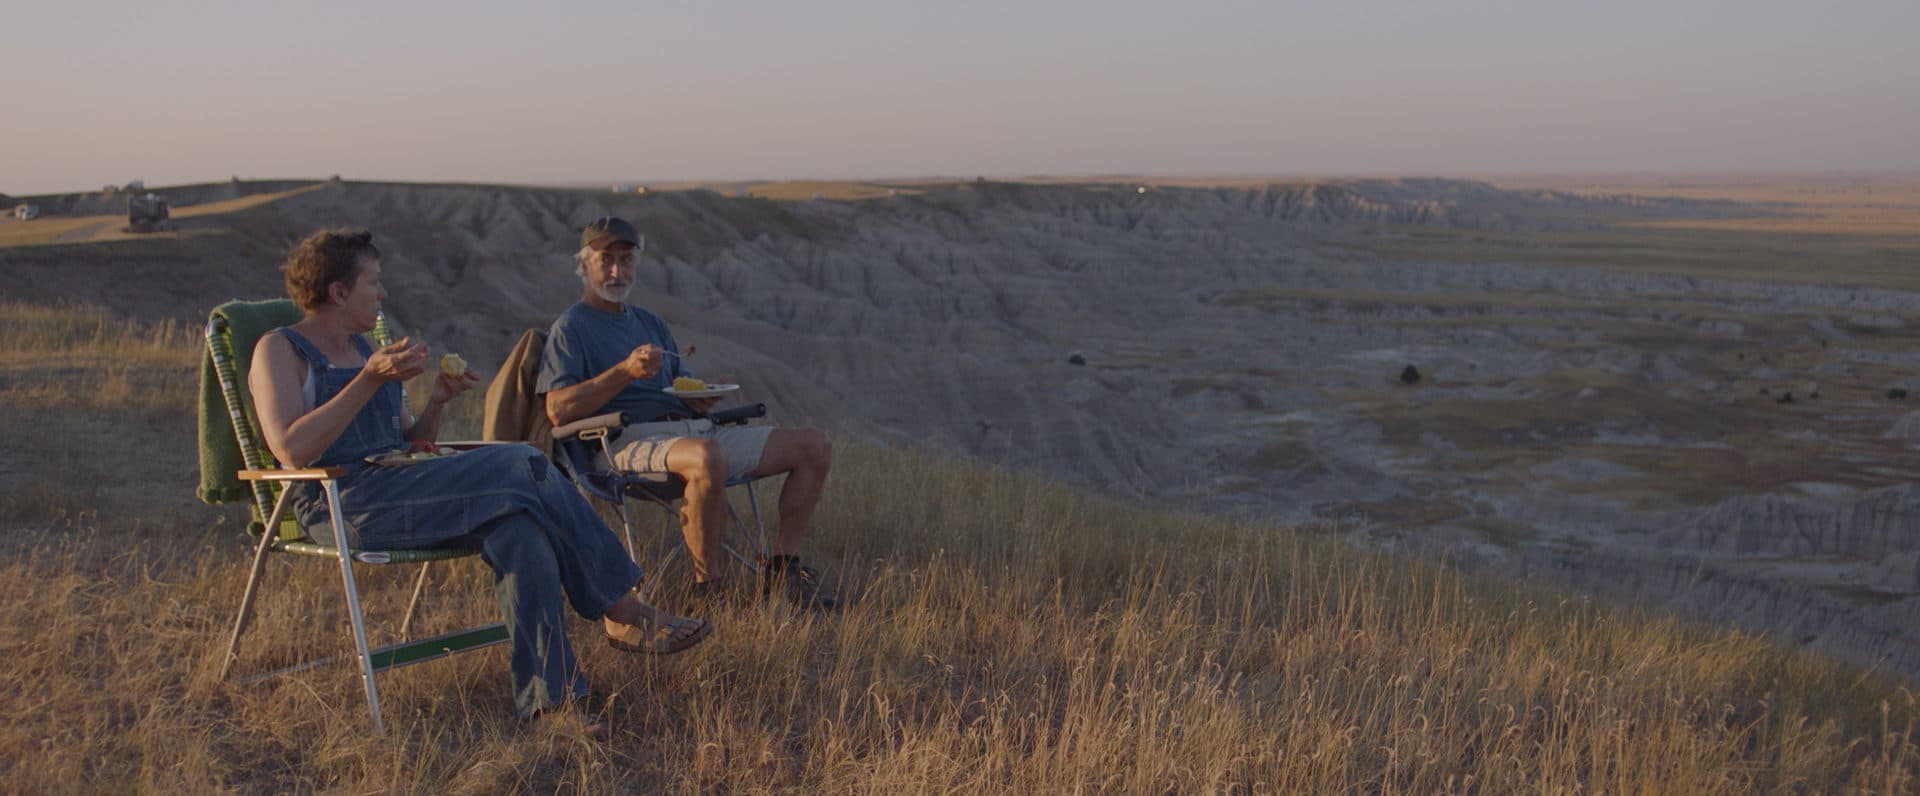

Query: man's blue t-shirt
left=538, top=302, right=693, bottom=422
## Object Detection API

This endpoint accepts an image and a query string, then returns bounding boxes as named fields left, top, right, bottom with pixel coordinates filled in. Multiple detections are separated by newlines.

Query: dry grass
left=745, top=181, right=918, bottom=202
left=0, top=302, right=204, bottom=529
left=2, top=301, right=1918, bottom=793
left=1323, top=174, right=1920, bottom=295
left=1489, top=174, right=1920, bottom=237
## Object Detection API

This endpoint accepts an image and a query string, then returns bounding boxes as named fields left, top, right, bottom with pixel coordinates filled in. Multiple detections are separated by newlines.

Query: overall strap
left=278, top=328, right=378, bottom=370
left=275, top=327, right=331, bottom=371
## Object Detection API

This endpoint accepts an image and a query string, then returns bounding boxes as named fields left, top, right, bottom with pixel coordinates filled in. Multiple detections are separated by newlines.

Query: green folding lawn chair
left=197, top=299, right=507, bottom=733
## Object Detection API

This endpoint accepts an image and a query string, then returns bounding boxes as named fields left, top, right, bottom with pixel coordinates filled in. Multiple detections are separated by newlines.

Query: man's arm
left=544, top=343, right=665, bottom=427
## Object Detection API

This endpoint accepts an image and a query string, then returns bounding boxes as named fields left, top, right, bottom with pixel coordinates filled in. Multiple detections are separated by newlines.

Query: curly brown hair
left=282, top=228, right=380, bottom=312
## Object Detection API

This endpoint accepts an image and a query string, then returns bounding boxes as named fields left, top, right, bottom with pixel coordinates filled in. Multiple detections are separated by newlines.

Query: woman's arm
left=405, top=368, right=481, bottom=443
left=249, top=333, right=386, bottom=468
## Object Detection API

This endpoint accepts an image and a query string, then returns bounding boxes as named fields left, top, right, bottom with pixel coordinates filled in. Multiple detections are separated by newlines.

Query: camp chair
left=199, top=299, right=507, bottom=733
left=478, top=327, right=776, bottom=600
left=549, top=407, right=774, bottom=603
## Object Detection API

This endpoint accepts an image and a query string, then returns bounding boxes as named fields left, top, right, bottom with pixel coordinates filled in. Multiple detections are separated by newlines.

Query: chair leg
left=721, top=540, right=760, bottom=569
left=724, top=490, right=770, bottom=580
left=636, top=544, right=681, bottom=603
left=623, top=483, right=774, bottom=595
left=399, top=562, right=431, bottom=640
left=743, top=480, right=770, bottom=558
left=630, top=491, right=680, bottom=594
left=219, top=519, right=280, bottom=681
left=324, top=480, right=385, bottom=734
left=727, top=499, right=760, bottom=555
left=613, top=501, right=637, bottom=557
left=220, top=487, right=298, bottom=681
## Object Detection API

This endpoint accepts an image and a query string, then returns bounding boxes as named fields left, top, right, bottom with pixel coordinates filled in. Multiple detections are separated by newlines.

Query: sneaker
left=761, top=556, right=840, bottom=612
left=682, top=578, right=747, bottom=611
left=689, top=579, right=725, bottom=600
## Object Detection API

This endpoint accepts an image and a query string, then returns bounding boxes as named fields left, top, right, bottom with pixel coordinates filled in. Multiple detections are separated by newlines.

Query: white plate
left=663, top=383, right=741, bottom=399
left=365, top=449, right=464, bottom=467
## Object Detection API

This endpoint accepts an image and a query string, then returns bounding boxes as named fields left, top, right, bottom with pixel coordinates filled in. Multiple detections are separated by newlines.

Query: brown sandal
left=606, top=615, right=712, bottom=655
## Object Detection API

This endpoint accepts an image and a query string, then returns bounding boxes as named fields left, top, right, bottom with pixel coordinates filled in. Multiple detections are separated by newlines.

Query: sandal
left=606, top=613, right=712, bottom=655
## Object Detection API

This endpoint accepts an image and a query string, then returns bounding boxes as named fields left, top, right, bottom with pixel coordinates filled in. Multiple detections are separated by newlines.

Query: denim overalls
left=277, top=327, right=644, bottom=716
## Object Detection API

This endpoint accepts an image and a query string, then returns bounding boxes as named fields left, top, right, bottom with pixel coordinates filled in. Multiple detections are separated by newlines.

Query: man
left=540, top=216, right=837, bottom=610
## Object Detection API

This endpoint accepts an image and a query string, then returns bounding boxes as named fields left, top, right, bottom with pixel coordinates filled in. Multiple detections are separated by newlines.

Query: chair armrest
left=238, top=467, right=347, bottom=481
left=708, top=403, right=767, bottom=426
left=552, top=412, right=626, bottom=440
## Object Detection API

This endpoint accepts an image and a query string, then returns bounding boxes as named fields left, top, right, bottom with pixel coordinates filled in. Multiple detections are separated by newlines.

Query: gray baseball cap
left=580, top=216, right=642, bottom=251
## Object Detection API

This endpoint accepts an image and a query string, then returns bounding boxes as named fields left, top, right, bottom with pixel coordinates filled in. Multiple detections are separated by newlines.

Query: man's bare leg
left=665, top=437, right=728, bottom=581
left=746, top=428, right=832, bottom=556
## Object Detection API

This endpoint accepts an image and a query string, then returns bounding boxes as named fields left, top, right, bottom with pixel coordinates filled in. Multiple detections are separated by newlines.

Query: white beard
left=581, top=270, right=633, bottom=304
left=592, top=281, right=633, bottom=304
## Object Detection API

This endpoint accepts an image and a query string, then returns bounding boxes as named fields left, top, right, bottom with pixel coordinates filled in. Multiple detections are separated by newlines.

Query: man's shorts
left=598, top=418, right=774, bottom=482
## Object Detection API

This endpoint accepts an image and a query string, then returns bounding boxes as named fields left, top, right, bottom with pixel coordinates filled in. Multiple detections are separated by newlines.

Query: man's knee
left=673, top=437, right=727, bottom=484
left=754, top=428, right=830, bottom=477
left=802, top=428, right=831, bottom=468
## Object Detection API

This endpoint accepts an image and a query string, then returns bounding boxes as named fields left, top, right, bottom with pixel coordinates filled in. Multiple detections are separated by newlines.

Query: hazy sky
left=3, top=0, right=1916, bottom=195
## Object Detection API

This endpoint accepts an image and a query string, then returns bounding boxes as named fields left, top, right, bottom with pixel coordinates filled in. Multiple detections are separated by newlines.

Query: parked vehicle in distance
left=127, top=192, right=172, bottom=233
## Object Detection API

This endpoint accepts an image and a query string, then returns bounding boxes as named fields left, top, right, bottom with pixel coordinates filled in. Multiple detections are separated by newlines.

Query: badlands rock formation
left=4, top=177, right=1915, bottom=678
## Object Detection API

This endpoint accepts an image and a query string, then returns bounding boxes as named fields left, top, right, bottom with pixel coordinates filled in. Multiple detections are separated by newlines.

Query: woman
left=249, top=227, right=708, bottom=732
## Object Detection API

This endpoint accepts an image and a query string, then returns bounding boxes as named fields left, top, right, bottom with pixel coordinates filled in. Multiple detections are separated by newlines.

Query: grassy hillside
left=1, top=301, right=1915, bottom=792
left=0, top=184, right=330, bottom=249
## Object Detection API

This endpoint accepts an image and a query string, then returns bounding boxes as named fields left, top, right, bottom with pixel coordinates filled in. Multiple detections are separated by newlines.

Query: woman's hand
left=365, top=337, right=427, bottom=383
left=428, top=368, right=481, bottom=406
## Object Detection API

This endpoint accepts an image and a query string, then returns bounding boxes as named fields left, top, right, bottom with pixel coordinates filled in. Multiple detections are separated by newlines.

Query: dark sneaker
left=761, top=556, right=840, bottom=612
left=684, top=578, right=745, bottom=610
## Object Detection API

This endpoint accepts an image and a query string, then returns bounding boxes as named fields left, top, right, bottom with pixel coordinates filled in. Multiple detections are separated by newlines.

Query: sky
left=2, top=0, right=1917, bottom=195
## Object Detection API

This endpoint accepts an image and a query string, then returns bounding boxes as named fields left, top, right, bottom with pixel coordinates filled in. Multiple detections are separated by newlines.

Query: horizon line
left=10, top=169, right=1920, bottom=200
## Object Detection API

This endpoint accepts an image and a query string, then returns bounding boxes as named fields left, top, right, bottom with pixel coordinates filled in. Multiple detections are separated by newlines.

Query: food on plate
left=439, top=353, right=468, bottom=377
left=672, top=376, right=707, bottom=392
left=369, top=448, right=451, bottom=466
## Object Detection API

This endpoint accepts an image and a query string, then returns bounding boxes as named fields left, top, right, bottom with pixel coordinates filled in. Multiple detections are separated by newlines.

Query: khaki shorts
left=598, top=418, right=774, bottom=482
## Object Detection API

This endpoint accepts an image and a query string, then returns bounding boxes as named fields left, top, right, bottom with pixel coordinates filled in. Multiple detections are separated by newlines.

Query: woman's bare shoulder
left=250, top=330, right=312, bottom=390
left=251, top=329, right=297, bottom=368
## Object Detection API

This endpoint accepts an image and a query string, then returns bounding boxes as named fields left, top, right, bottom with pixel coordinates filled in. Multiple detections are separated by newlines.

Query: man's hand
left=428, top=368, right=481, bottom=406
left=620, top=344, right=665, bottom=380
left=365, top=337, right=427, bottom=383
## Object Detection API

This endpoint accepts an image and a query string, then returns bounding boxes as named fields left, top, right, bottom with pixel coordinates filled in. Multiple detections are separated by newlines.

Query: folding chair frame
left=554, top=412, right=773, bottom=602
left=206, top=308, right=507, bottom=734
